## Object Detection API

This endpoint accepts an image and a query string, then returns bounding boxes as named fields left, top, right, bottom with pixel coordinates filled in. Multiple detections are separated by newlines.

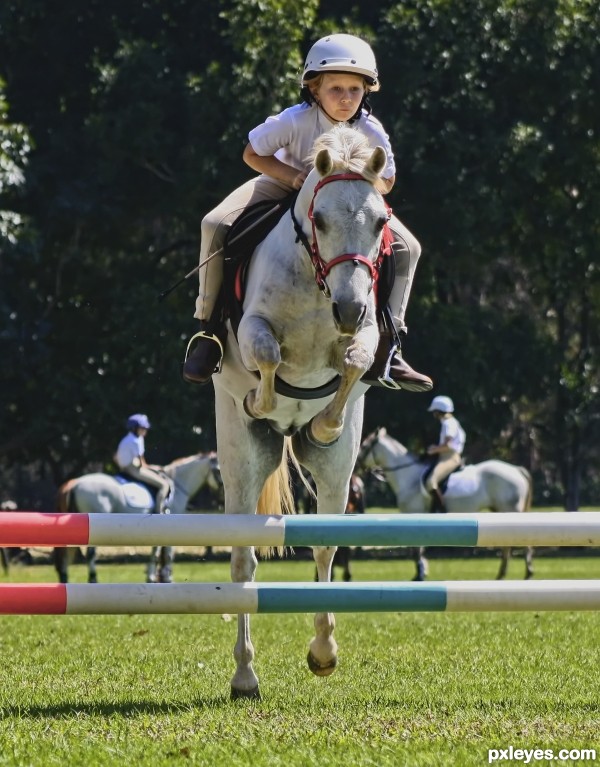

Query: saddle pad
left=114, top=476, right=154, bottom=509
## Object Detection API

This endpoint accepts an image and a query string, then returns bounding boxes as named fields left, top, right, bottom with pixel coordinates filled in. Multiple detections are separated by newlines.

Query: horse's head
left=357, top=427, right=412, bottom=476
left=297, top=126, right=390, bottom=335
left=356, top=427, right=387, bottom=471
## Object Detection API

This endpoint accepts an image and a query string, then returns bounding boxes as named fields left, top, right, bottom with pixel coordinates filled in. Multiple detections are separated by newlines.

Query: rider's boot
left=429, top=488, right=447, bottom=513
left=362, top=330, right=433, bottom=392
left=182, top=320, right=227, bottom=384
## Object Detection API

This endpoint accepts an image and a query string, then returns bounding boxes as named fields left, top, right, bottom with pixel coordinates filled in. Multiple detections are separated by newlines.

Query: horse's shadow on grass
left=0, top=696, right=242, bottom=718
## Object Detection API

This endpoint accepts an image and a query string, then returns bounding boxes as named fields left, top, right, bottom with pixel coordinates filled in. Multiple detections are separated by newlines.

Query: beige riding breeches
left=425, top=451, right=463, bottom=491
left=123, top=465, right=172, bottom=513
left=193, top=175, right=422, bottom=332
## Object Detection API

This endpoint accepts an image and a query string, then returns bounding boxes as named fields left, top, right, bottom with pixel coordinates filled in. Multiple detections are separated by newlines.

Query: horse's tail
left=54, top=479, right=79, bottom=581
left=257, top=437, right=297, bottom=558
left=56, top=478, right=78, bottom=513
left=518, top=467, right=533, bottom=512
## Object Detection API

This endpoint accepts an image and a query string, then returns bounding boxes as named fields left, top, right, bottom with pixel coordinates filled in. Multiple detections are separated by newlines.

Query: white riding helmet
left=428, top=395, right=454, bottom=413
left=302, top=34, right=379, bottom=87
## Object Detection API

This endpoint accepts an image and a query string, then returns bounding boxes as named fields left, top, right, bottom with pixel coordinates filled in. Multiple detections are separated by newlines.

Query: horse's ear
left=315, top=148, right=334, bottom=177
left=366, top=146, right=387, bottom=178
left=378, top=426, right=387, bottom=436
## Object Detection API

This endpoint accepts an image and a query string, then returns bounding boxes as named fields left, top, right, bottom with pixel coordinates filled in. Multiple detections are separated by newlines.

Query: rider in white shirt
left=114, top=414, right=172, bottom=514
left=183, top=33, right=432, bottom=394
left=425, top=396, right=466, bottom=512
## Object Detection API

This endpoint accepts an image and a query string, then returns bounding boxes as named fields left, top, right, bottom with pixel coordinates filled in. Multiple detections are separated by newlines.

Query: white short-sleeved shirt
left=248, top=102, right=396, bottom=180
left=439, top=416, right=466, bottom=454
left=115, top=432, right=145, bottom=470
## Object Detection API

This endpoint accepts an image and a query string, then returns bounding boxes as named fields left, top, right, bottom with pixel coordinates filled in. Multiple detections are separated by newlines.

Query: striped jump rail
left=1, top=580, right=599, bottom=615
left=1, top=511, right=600, bottom=548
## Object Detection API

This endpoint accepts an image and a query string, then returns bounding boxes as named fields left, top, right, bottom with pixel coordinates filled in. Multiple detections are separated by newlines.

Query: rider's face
left=314, top=73, right=366, bottom=122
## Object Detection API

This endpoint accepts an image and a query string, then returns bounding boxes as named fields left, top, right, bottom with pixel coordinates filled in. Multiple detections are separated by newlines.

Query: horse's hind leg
left=86, top=546, right=98, bottom=583
left=231, top=545, right=261, bottom=699
left=53, top=548, right=69, bottom=583
left=308, top=545, right=339, bottom=677
left=496, top=547, right=511, bottom=579
left=524, top=546, right=534, bottom=579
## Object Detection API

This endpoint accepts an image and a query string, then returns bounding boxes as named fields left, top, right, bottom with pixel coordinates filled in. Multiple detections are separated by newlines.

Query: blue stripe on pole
left=283, top=514, right=479, bottom=547
left=256, top=583, right=448, bottom=613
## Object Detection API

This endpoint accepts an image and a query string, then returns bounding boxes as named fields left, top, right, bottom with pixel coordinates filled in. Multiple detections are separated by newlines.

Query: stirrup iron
left=184, top=330, right=225, bottom=374
left=377, top=343, right=403, bottom=390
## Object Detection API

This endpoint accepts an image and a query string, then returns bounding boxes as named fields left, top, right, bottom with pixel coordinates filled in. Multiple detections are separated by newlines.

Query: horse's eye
left=374, top=215, right=387, bottom=233
left=313, top=211, right=327, bottom=232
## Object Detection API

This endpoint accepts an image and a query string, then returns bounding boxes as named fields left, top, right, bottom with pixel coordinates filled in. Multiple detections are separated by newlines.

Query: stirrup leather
left=184, top=330, right=225, bottom=374
left=377, top=342, right=403, bottom=390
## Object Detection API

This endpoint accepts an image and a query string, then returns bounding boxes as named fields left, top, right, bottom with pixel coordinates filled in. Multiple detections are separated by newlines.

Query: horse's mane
left=167, top=452, right=209, bottom=468
left=309, top=125, right=382, bottom=183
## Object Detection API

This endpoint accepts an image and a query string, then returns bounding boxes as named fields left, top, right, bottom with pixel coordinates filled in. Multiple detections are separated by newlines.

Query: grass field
left=1, top=551, right=599, bottom=767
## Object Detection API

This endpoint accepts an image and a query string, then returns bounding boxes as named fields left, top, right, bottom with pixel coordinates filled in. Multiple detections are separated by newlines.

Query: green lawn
left=1, top=554, right=599, bottom=766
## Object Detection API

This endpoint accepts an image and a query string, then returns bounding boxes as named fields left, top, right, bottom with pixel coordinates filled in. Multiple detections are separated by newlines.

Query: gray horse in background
left=358, top=428, right=534, bottom=580
left=54, top=452, right=221, bottom=583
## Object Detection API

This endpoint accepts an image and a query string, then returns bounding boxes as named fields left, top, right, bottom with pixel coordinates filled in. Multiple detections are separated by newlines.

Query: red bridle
left=294, top=172, right=392, bottom=297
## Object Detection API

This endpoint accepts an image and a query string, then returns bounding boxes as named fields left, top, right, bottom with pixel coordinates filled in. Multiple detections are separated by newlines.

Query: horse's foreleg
left=239, top=317, right=280, bottom=419
left=159, top=546, right=174, bottom=583
left=146, top=546, right=160, bottom=583
left=412, top=546, right=429, bottom=581
left=309, top=339, right=372, bottom=446
left=308, top=545, right=338, bottom=676
left=525, top=546, right=534, bottom=579
left=497, top=547, right=511, bottom=579
left=231, top=545, right=260, bottom=700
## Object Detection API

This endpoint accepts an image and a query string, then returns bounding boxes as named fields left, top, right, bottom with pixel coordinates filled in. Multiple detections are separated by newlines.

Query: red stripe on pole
left=0, top=584, right=68, bottom=614
left=0, top=512, right=90, bottom=546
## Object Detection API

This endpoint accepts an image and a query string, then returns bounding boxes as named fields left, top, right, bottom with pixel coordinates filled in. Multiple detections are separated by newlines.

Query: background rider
left=114, top=414, right=172, bottom=514
left=425, top=396, right=466, bottom=512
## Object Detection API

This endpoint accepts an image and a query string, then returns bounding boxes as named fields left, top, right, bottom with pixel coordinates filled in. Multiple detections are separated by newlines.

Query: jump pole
left=2, top=581, right=600, bottom=615
left=2, top=511, right=600, bottom=548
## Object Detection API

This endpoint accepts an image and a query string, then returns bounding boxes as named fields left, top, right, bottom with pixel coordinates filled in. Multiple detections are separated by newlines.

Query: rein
left=291, top=172, right=391, bottom=297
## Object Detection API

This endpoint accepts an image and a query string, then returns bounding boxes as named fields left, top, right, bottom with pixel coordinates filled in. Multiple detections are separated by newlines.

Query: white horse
left=54, top=452, right=222, bottom=583
left=214, top=126, right=389, bottom=699
left=358, top=427, right=534, bottom=580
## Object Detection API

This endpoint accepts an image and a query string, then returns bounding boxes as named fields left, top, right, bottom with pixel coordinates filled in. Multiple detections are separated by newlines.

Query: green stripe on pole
left=283, top=514, right=479, bottom=547
left=256, top=583, right=448, bottom=613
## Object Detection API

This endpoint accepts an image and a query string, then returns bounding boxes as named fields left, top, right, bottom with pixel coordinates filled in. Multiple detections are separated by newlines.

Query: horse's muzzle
left=331, top=301, right=367, bottom=335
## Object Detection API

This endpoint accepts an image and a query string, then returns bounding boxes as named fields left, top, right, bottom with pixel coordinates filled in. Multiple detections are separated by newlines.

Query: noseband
left=291, top=172, right=391, bottom=297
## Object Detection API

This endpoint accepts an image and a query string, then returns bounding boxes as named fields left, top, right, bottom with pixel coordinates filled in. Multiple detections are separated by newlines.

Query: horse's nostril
left=332, top=303, right=342, bottom=325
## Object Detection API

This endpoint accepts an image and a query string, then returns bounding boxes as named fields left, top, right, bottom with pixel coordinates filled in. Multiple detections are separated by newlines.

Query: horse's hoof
left=302, top=421, right=341, bottom=449
left=307, top=651, right=338, bottom=677
left=230, top=685, right=261, bottom=701
left=88, top=574, right=98, bottom=584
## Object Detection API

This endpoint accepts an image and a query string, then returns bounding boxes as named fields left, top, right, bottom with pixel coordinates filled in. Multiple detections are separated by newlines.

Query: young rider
left=425, top=396, right=466, bottom=512
left=183, top=33, right=432, bottom=393
left=114, top=414, right=172, bottom=514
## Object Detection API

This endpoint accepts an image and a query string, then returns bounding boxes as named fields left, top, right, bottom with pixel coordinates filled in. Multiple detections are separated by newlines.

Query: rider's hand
left=292, top=170, right=308, bottom=190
